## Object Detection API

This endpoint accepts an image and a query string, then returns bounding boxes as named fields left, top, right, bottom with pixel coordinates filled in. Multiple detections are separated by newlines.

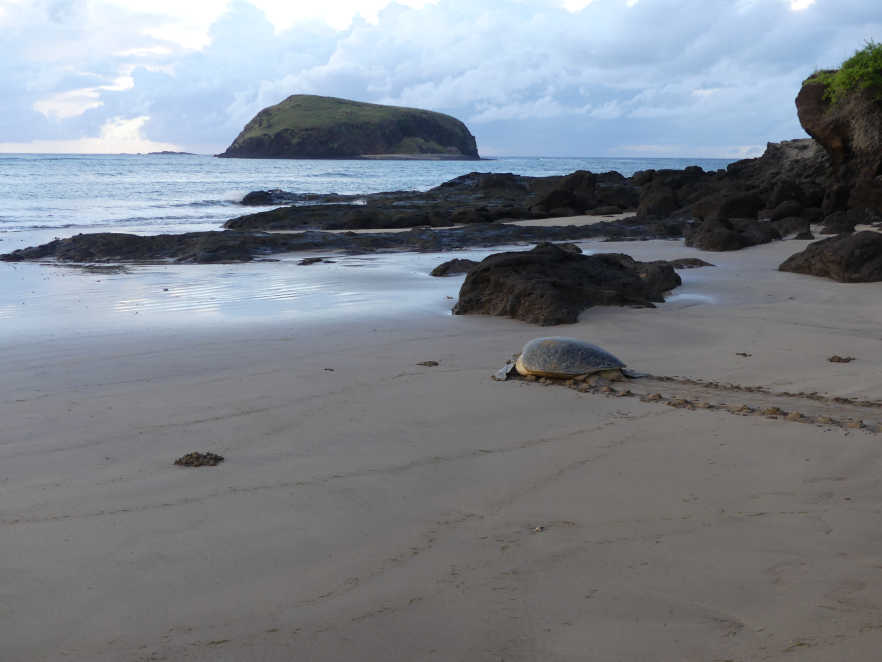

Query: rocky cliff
left=218, top=95, right=479, bottom=160
left=796, top=43, right=882, bottom=213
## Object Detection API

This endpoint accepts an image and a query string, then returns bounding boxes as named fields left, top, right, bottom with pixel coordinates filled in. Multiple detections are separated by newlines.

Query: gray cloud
left=3, top=0, right=882, bottom=156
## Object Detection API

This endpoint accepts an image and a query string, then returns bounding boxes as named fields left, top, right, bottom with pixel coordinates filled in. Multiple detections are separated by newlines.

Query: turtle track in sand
left=511, top=372, right=882, bottom=433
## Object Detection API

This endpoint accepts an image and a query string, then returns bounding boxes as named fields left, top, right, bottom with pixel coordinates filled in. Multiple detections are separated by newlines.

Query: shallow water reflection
left=665, top=292, right=718, bottom=305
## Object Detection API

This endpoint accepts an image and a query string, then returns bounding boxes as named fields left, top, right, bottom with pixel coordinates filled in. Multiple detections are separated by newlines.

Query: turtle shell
left=515, top=337, right=625, bottom=378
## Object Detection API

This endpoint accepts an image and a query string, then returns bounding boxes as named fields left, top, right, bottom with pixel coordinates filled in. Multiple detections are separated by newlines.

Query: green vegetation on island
left=806, top=40, right=882, bottom=104
left=218, top=95, right=479, bottom=160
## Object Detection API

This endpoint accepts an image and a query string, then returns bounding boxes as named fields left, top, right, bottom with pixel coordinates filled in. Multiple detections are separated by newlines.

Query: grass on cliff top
left=808, top=40, right=882, bottom=104
left=236, top=95, right=466, bottom=141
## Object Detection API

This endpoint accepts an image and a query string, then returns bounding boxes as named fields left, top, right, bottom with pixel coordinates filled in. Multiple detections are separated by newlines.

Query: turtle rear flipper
left=493, top=362, right=516, bottom=381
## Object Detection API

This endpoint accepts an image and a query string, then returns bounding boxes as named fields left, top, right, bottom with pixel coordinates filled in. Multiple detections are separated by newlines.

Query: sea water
left=0, top=153, right=733, bottom=339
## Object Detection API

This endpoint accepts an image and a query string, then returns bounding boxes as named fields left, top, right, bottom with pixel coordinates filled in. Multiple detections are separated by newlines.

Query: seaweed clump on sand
left=174, top=452, right=225, bottom=467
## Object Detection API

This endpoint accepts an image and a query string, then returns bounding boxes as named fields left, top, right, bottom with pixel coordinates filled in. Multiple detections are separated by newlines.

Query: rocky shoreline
left=0, top=216, right=684, bottom=264
left=4, top=137, right=878, bottom=269
left=5, top=66, right=882, bottom=328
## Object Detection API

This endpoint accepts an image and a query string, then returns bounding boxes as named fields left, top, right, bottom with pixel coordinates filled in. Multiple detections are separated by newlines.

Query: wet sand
left=3, top=239, right=882, bottom=661
left=265, top=211, right=634, bottom=234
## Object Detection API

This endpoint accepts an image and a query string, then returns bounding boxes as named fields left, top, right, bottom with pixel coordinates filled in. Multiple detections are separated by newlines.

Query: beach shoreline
left=4, top=238, right=882, bottom=660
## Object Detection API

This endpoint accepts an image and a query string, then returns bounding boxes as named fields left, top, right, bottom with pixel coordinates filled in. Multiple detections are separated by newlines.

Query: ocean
left=0, top=153, right=733, bottom=340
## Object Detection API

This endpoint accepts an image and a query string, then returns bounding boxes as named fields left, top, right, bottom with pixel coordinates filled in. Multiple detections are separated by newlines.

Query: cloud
left=249, top=0, right=440, bottom=31
left=470, top=97, right=592, bottom=123
left=2, top=0, right=882, bottom=156
left=33, top=70, right=135, bottom=119
left=618, top=143, right=765, bottom=159
left=0, top=116, right=179, bottom=153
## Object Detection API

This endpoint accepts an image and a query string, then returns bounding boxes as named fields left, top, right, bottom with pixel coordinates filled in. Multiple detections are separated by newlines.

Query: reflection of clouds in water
left=15, top=240, right=740, bottom=339
left=0, top=239, right=740, bottom=342
left=0, top=251, right=466, bottom=340
left=665, top=292, right=717, bottom=306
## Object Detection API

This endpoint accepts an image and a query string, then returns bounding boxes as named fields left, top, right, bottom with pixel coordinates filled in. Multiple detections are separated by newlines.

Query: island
left=216, top=94, right=480, bottom=160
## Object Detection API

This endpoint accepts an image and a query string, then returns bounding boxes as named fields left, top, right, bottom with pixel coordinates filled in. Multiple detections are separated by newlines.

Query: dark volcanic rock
left=225, top=169, right=640, bottom=232
left=452, top=243, right=681, bottom=326
left=241, top=189, right=368, bottom=206
left=0, top=231, right=310, bottom=263
left=430, top=258, right=479, bottom=277
left=768, top=179, right=809, bottom=207
left=723, top=139, right=831, bottom=198
left=1, top=215, right=689, bottom=265
left=685, top=218, right=780, bottom=251
left=637, top=184, right=678, bottom=217
left=241, top=189, right=303, bottom=205
left=801, top=206, right=825, bottom=223
left=817, top=206, right=879, bottom=234
left=436, top=171, right=530, bottom=193
left=663, top=258, right=715, bottom=269
left=633, top=260, right=682, bottom=295
left=532, top=241, right=582, bottom=254
left=663, top=140, right=832, bottom=232
left=590, top=205, right=623, bottom=215
left=531, top=170, right=598, bottom=216
left=694, top=192, right=766, bottom=222
left=769, top=200, right=804, bottom=221
left=819, top=211, right=856, bottom=235
left=771, top=216, right=812, bottom=238
left=779, top=231, right=882, bottom=282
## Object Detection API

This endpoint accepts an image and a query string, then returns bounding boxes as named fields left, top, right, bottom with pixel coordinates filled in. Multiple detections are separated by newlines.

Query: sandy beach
left=4, top=237, right=882, bottom=661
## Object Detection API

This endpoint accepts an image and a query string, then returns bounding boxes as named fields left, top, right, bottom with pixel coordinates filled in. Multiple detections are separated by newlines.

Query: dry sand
left=3, top=239, right=882, bottom=661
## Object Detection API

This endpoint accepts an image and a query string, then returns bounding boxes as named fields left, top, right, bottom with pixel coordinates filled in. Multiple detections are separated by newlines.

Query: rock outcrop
left=430, top=258, right=479, bottom=277
left=685, top=218, right=780, bottom=251
left=797, top=55, right=882, bottom=213
left=631, top=141, right=831, bottom=228
left=218, top=95, right=479, bottom=160
left=226, top=170, right=642, bottom=231
left=452, top=243, right=681, bottom=326
left=0, top=215, right=690, bottom=265
left=779, top=231, right=882, bottom=282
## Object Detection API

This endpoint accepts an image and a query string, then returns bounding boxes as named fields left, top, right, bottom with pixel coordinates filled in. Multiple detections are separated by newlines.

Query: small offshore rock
left=828, top=355, right=855, bottom=363
left=666, top=258, right=715, bottom=269
left=430, top=258, right=480, bottom=277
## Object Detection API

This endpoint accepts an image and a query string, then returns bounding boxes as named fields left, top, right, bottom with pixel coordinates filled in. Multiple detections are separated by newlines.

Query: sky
left=1, top=0, right=880, bottom=157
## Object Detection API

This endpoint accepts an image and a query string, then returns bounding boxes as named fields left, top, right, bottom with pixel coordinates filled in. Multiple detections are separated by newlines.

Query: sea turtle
left=510, top=337, right=626, bottom=380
